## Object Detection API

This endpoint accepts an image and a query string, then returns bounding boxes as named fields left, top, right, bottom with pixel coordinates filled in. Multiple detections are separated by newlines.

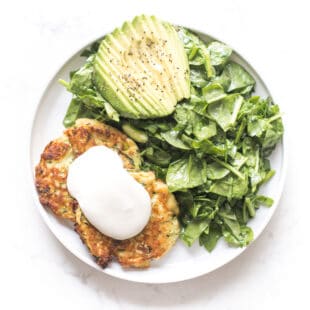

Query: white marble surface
left=1, top=0, right=310, bottom=308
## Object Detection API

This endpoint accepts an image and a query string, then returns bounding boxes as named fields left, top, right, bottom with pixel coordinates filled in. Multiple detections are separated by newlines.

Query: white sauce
left=67, top=145, right=151, bottom=240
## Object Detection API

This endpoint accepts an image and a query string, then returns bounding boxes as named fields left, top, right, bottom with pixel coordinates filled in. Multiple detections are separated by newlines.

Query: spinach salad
left=60, top=26, right=284, bottom=252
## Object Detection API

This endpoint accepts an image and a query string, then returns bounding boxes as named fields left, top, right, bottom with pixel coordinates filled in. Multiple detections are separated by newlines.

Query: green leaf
left=211, top=156, right=245, bottom=180
left=247, top=118, right=269, bottom=137
left=207, top=41, right=232, bottom=68
left=63, top=98, right=84, bottom=128
left=230, top=152, right=248, bottom=169
left=182, top=219, right=210, bottom=246
left=143, top=145, right=172, bottom=167
left=202, top=83, right=227, bottom=103
left=201, top=47, right=216, bottom=79
left=206, top=162, right=230, bottom=180
left=80, top=41, right=100, bottom=57
left=245, top=197, right=256, bottom=217
left=177, top=27, right=215, bottom=79
left=189, top=138, right=226, bottom=157
left=132, top=119, right=172, bottom=135
left=62, top=98, right=103, bottom=128
left=255, top=195, right=274, bottom=207
left=207, top=94, right=243, bottom=132
left=261, top=118, right=284, bottom=156
left=176, top=191, right=194, bottom=209
left=161, top=130, right=191, bottom=150
left=219, top=209, right=241, bottom=236
left=217, top=61, right=255, bottom=94
left=59, top=55, right=120, bottom=122
left=200, top=224, right=222, bottom=252
left=223, top=226, right=253, bottom=247
left=193, top=120, right=217, bottom=141
left=174, top=104, right=217, bottom=140
left=209, top=174, right=248, bottom=199
left=190, top=67, right=208, bottom=87
left=166, top=155, right=207, bottom=192
left=242, top=137, right=259, bottom=167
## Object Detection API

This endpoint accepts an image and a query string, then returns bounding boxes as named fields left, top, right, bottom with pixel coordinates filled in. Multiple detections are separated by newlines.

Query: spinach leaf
left=217, top=61, right=255, bottom=94
left=209, top=174, right=248, bottom=199
left=60, top=55, right=120, bottom=122
left=223, top=226, right=253, bottom=247
left=177, top=27, right=215, bottom=79
left=247, top=118, right=269, bottom=137
left=176, top=191, right=194, bottom=209
left=174, top=104, right=217, bottom=140
left=80, top=41, right=100, bottom=57
left=206, top=162, right=230, bottom=180
left=193, top=120, right=217, bottom=141
left=219, top=208, right=241, bottom=237
left=202, top=83, right=227, bottom=103
left=182, top=219, right=210, bottom=246
left=261, top=118, right=284, bottom=156
left=199, top=224, right=222, bottom=252
left=188, top=138, right=226, bottom=157
left=63, top=98, right=84, bottom=128
left=190, top=67, right=208, bottom=87
left=255, top=195, right=274, bottom=207
left=143, top=145, right=172, bottom=167
left=207, top=94, right=243, bottom=132
left=63, top=98, right=105, bottom=128
left=166, top=155, right=207, bottom=192
left=161, top=130, right=191, bottom=150
left=207, top=41, right=232, bottom=68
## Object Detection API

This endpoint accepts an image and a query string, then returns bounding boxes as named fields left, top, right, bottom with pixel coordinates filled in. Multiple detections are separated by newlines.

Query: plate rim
left=28, top=23, right=287, bottom=284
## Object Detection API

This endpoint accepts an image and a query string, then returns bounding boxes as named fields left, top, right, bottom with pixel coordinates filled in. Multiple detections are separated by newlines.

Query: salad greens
left=61, top=27, right=284, bottom=252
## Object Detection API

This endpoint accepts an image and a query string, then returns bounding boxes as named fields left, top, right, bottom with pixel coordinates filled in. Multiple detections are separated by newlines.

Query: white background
left=1, top=0, right=309, bottom=309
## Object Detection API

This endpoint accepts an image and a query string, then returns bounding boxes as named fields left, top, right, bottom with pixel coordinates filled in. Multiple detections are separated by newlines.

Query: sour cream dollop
left=67, top=145, right=151, bottom=240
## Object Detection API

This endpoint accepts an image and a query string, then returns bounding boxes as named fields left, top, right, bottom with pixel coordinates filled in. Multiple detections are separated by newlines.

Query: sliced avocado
left=105, top=28, right=169, bottom=114
left=93, top=15, right=190, bottom=119
left=130, top=16, right=179, bottom=102
left=98, top=30, right=170, bottom=116
left=144, top=16, right=186, bottom=99
left=120, top=20, right=176, bottom=112
left=122, top=123, right=148, bottom=143
left=97, top=40, right=157, bottom=116
left=161, top=20, right=190, bottom=98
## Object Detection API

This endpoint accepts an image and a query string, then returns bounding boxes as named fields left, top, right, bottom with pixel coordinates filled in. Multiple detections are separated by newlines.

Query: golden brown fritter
left=113, top=171, right=180, bottom=268
left=75, top=208, right=114, bottom=267
left=35, top=118, right=180, bottom=268
left=35, top=135, right=77, bottom=221
left=75, top=171, right=180, bottom=268
left=35, top=118, right=141, bottom=222
left=66, top=118, right=141, bottom=169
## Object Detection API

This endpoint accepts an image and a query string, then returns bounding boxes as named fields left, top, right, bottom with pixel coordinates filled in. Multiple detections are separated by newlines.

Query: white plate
left=29, top=27, right=286, bottom=284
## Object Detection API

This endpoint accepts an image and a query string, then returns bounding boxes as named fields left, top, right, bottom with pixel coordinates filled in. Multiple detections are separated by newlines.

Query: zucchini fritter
left=35, top=135, right=76, bottom=221
left=113, top=171, right=180, bottom=268
left=75, top=171, right=180, bottom=268
left=35, top=119, right=141, bottom=221
left=35, top=118, right=180, bottom=268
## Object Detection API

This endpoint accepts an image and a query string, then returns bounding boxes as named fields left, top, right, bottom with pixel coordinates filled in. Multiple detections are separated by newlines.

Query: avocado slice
left=97, top=31, right=170, bottom=117
left=120, top=21, right=176, bottom=112
left=103, top=28, right=169, bottom=115
left=96, top=40, right=157, bottom=116
left=93, top=15, right=190, bottom=119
